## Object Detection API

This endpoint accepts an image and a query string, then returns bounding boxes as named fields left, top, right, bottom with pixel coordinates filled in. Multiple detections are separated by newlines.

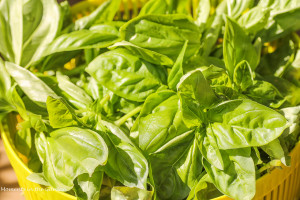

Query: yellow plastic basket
left=2, top=116, right=300, bottom=200
left=1, top=1, right=300, bottom=200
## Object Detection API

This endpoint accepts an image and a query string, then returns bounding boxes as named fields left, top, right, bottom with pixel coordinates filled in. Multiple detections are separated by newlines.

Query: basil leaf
left=194, top=0, right=210, bottom=27
left=27, top=173, right=50, bottom=187
left=185, top=57, right=226, bottom=75
left=179, top=69, right=218, bottom=109
left=137, top=90, right=188, bottom=153
left=99, top=121, right=149, bottom=189
left=86, top=48, right=167, bottom=102
left=281, top=105, right=300, bottom=137
left=203, top=148, right=256, bottom=200
left=74, top=0, right=121, bottom=30
left=265, top=76, right=300, bottom=106
left=168, top=41, right=188, bottom=91
left=0, top=59, right=14, bottom=120
left=0, top=0, right=23, bottom=64
left=259, top=6, right=300, bottom=42
left=36, top=128, right=108, bottom=191
left=223, top=17, right=259, bottom=77
left=14, top=121, right=32, bottom=157
left=139, top=0, right=168, bottom=16
left=245, top=80, right=284, bottom=108
left=177, top=69, right=218, bottom=127
left=258, top=38, right=294, bottom=77
left=29, top=113, right=48, bottom=132
left=261, top=138, right=290, bottom=166
left=5, top=62, right=57, bottom=105
left=57, top=73, right=93, bottom=107
left=109, top=41, right=173, bottom=66
left=46, top=96, right=81, bottom=129
left=207, top=99, right=289, bottom=149
left=149, top=130, right=201, bottom=200
left=227, top=0, right=254, bottom=19
left=6, top=86, right=28, bottom=120
left=43, top=29, right=120, bottom=56
left=199, top=1, right=227, bottom=57
left=35, top=132, right=47, bottom=164
left=21, top=0, right=62, bottom=67
left=74, top=170, right=104, bottom=200
left=233, top=60, right=254, bottom=91
left=187, top=174, right=220, bottom=200
left=197, top=129, right=224, bottom=170
left=237, top=7, right=270, bottom=34
left=111, top=186, right=153, bottom=200
left=120, top=14, right=201, bottom=60
left=0, top=56, right=10, bottom=93
left=0, top=1, right=14, bottom=61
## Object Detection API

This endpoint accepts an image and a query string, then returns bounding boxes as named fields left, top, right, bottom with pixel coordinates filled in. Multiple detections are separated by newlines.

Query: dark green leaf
left=265, top=76, right=300, bottom=106
left=257, top=38, right=294, bottom=77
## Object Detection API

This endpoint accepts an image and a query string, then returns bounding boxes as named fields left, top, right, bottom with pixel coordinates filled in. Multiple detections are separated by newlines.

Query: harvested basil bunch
left=0, top=0, right=300, bottom=200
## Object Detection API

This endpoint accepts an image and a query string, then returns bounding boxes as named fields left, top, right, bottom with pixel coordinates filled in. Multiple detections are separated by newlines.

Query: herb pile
left=0, top=0, right=300, bottom=199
